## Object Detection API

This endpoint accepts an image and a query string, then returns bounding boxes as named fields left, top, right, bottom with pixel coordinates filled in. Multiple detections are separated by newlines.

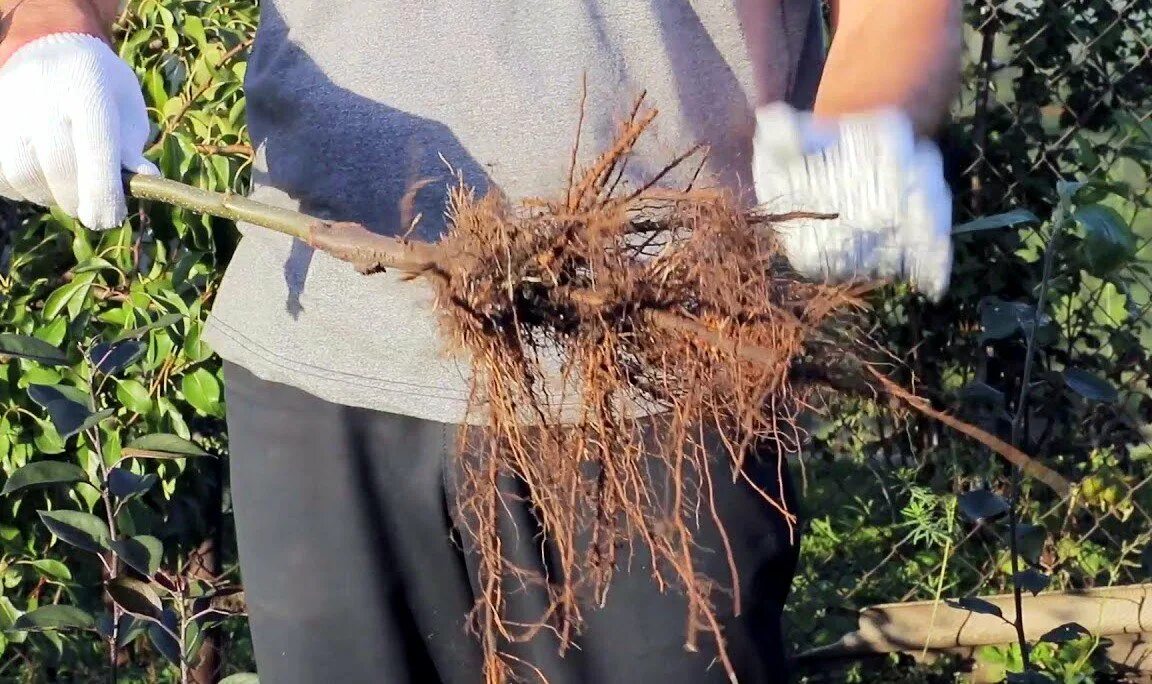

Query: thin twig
left=194, top=143, right=253, bottom=157
left=867, top=368, right=1070, bottom=497
left=969, top=12, right=999, bottom=215
left=565, top=74, right=588, bottom=211
left=146, top=38, right=254, bottom=155
left=1005, top=187, right=1069, bottom=669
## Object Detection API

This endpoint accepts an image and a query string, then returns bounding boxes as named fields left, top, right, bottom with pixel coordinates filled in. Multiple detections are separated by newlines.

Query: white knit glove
left=0, top=33, right=159, bottom=230
left=752, top=102, right=953, bottom=301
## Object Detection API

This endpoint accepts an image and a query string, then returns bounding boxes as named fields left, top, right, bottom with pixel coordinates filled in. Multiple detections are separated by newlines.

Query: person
left=0, top=0, right=961, bottom=681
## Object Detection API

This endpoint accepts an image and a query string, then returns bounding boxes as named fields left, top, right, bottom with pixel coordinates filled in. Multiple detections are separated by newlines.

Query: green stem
left=125, top=173, right=314, bottom=241
left=1006, top=187, right=1071, bottom=671
left=91, top=424, right=120, bottom=684
left=125, top=173, right=434, bottom=275
left=922, top=496, right=957, bottom=660
left=84, top=359, right=122, bottom=684
left=178, top=593, right=189, bottom=684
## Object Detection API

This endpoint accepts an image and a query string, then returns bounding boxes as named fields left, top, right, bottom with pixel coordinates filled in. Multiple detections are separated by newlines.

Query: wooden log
left=795, top=583, right=1152, bottom=661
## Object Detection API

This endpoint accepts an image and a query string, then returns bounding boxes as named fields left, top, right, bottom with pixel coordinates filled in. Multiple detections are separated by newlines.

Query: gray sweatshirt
left=204, top=0, right=827, bottom=424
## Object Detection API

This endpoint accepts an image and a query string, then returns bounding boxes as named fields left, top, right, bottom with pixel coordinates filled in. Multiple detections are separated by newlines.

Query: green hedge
left=0, top=2, right=255, bottom=680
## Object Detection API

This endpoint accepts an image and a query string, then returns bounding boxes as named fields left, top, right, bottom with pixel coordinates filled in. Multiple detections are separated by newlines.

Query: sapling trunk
left=123, top=172, right=1071, bottom=497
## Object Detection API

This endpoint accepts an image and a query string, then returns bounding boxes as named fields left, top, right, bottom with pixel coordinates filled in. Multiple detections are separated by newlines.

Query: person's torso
left=244, top=0, right=825, bottom=238
left=205, top=0, right=828, bottom=422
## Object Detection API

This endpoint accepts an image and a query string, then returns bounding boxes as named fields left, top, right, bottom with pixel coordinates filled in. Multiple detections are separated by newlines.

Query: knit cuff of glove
left=754, top=101, right=918, bottom=159
left=2, top=32, right=114, bottom=71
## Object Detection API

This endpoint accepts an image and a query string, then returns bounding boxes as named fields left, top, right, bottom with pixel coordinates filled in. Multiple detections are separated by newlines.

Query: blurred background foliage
left=792, top=1, right=1151, bottom=681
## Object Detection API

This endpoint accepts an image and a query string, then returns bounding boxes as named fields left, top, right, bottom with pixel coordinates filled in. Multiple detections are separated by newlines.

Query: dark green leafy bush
left=0, top=2, right=256, bottom=680
left=791, top=3, right=1151, bottom=679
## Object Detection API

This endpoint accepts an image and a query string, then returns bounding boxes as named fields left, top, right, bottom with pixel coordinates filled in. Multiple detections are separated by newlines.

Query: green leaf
left=32, top=419, right=66, bottom=456
left=107, top=468, right=159, bottom=500
left=979, top=298, right=1033, bottom=342
left=184, top=618, right=204, bottom=661
left=37, top=317, right=67, bottom=347
left=171, top=251, right=204, bottom=289
left=12, top=605, right=95, bottom=632
left=1, top=566, right=18, bottom=589
left=958, top=490, right=1010, bottom=522
left=123, top=433, right=209, bottom=460
left=88, top=340, right=146, bottom=376
left=183, top=14, right=208, bottom=50
left=106, top=577, right=163, bottom=621
left=1133, top=443, right=1152, bottom=464
left=118, top=615, right=149, bottom=648
left=116, top=379, right=153, bottom=415
left=1063, top=368, right=1118, bottom=403
left=1076, top=204, right=1137, bottom=275
left=182, top=323, right=212, bottom=363
left=958, top=382, right=1006, bottom=409
left=20, top=365, right=63, bottom=387
left=70, top=229, right=95, bottom=263
left=66, top=309, right=93, bottom=344
left=27, top=384, right=92, bottom=411
left=0, top=596, right=25, bottom=643
left=952, top=209, right=1040, bottom=235
left=220, top=675, right=260, bottom=684
left=1012, top=568, right=1050, bottom=596
left=147, top=608, right=182, bottom=665
left=114, top=313, right=184, bottom=342
left=72, top=256, right=116, bottom=275
left=2, top=462, right=89, bottom=495
left=20, top=559, right=72, bottom=582
left=38, top=510, right=110, bottom=554
left=1094, top=282, right=1130, bottom=326
left=181, top=368, right=221, bottom=414
left=0, top=334, right=69, bottom=366
left=108, top=536, right=163, bottom=577
left=45, top=399, right=113, bottom=439
left=1014, top=523, right=1047, bottom=564
left=42, top=276, right=91, bottom=320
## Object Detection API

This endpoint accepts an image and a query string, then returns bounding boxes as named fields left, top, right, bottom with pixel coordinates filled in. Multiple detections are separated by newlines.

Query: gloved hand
left=751, top=101, right=953, bottom=301
left=0, top=33, right=159, bottom=230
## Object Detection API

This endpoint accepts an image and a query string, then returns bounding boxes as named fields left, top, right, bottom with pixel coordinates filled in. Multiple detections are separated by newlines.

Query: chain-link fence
left=958, top=0, right=1150, bottom=218
left=787, top=2, right=1152, bottom=681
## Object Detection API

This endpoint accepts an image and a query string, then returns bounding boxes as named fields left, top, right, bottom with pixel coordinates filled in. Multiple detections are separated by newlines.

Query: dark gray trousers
left=223, top=361, right=800, bottom=683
